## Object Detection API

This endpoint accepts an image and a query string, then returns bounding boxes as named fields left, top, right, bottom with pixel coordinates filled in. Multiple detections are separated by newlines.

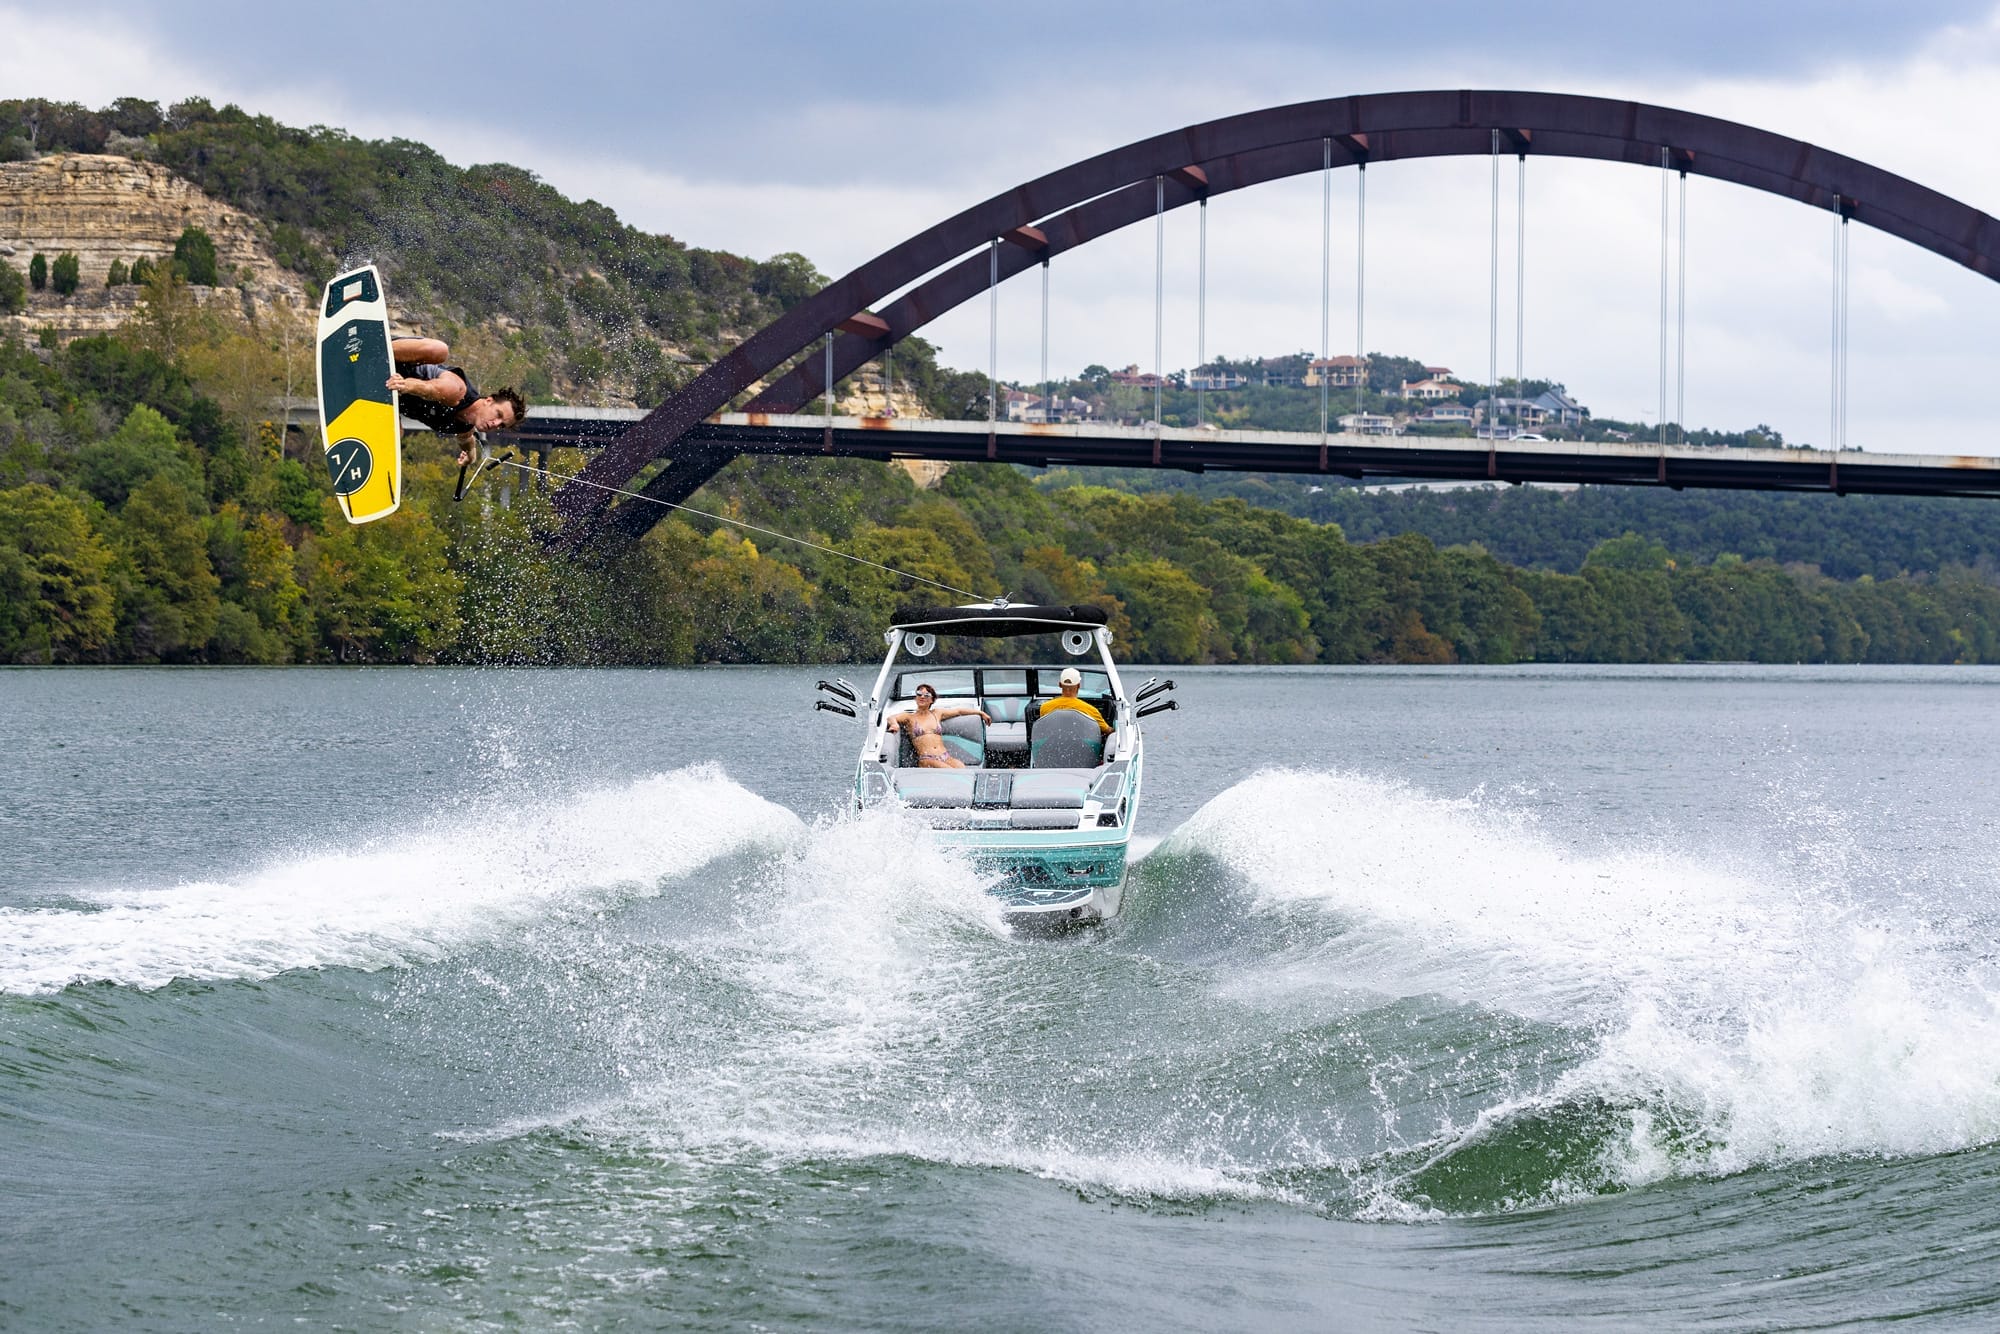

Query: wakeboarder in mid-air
left=385, top=338, right=528, bottom=466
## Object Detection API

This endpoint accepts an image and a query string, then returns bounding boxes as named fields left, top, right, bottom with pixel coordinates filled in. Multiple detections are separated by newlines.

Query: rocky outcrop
left=0, top=153, right=309, bottom=340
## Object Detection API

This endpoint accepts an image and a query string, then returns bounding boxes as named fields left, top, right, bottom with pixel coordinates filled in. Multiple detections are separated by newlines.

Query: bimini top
left=890, top=603, right=1110, bottom=637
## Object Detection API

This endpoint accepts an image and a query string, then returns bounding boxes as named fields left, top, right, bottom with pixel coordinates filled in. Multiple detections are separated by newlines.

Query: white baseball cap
left=1059, top=667, right=1082, bottom=687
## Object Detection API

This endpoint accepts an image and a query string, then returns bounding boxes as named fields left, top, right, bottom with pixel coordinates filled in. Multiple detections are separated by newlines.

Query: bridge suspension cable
left=1357, top=162, right=1368, bottom=426
left=1489, top=129, right=1500, bottom=442
left=1321, top=137, right=1332, bottom=443
left=1041, top=257, right=1050, bottom=422
left=1154, top=175, right=1165, bottom=431
left=988, top=239, right=999, bottom=438
left=1677, top=167, right=1688, bottom=445
left=1515, top=151, right=1525, bottom=439
left=1659, top=147, right=1670, bottom=448
left=1196, top=197, right=1208, bottom=428
left=1833, top=202, right=1851, bottom=451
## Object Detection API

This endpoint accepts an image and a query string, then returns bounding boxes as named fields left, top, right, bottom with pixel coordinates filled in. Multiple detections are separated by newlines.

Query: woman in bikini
left=886, top=684, right=993, bottom=768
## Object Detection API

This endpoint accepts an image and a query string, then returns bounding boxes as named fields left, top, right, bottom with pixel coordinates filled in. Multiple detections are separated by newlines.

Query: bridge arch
left=553, top=89, right=2000, bottom=541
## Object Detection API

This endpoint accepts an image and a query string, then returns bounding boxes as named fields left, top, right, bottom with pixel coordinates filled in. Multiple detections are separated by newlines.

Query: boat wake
left=0, top=765, right=798, bottom=995
left=23, top=757, right=1998, bottom=1223
left=1162, top=768, right=2000, bottom=1215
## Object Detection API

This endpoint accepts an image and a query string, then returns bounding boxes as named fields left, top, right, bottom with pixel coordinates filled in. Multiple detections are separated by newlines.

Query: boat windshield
left=890, top=667, right=1109, bottom=701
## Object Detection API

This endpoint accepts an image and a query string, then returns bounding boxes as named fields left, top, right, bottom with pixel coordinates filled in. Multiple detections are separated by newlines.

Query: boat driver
left=886, top=684, right=992, bottom=768
left=1038, top=667, right=1111, bottom=734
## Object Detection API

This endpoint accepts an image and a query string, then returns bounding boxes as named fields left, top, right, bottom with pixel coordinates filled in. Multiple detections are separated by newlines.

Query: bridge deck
left=480, top=409, right=2000, bottom=500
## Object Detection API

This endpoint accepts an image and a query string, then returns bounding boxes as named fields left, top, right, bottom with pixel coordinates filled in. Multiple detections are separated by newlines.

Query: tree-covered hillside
left=0, top=96, right=986, bottom=414
left=1032, top=467, right=2000, bottom=581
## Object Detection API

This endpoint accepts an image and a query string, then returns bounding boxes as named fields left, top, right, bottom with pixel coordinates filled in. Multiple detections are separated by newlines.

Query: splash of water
left=1170, top=768, right=2000, bottom=1206
left=0, top=766, right=799, bottom=995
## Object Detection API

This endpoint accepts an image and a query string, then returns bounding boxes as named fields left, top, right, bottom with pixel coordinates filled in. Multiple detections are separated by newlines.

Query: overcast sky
left=6, top=0, right=2000, bottom=449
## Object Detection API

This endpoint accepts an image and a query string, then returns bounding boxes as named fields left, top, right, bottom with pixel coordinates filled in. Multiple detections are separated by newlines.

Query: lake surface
left=4, top=665, right=1999, bottom=1331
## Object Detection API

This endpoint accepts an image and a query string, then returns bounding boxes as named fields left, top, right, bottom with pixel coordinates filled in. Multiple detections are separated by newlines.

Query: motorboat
left=814, top=601, right=1178, bottom=926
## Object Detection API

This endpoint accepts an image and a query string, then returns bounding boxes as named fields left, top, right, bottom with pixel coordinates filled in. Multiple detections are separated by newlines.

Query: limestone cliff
left=0, top=153, right=309, bottom=340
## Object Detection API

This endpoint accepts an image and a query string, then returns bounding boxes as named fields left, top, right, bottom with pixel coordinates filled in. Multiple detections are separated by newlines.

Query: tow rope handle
left=453, top=436, right=514, bottom=502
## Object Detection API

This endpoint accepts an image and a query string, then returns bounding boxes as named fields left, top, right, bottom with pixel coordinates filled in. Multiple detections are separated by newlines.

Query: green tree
left=105, top=258, right=128, bottom=287
left=0, top=262, right=23, bottom=313
left=50, top=251, right=79, bottom=296
left=0, top=483, right=117, bottom=662
left=207, top=502, right=305, bottom=661
left=1441, top=544, right=1540, bottom=663
left=1517, top=569, right=1605, bottom=662
left=817, top=523, right=972, bottom=659
left=1584, top=531, right=1673, bottom=570
left=1106, top=556, right=1213, bottom=662
left=28, top=253, right=45, bottom=291
left=110, top=472, right=222, bottom=660
left=173, top=226, right=219, bottom=285
left=75, top=403, right=202, bottom=509
left=1362, top=532, right=1460, bottom=662
left=299, top=501, right=461, bottom=661
left=130, top=263, right=209, bottom=363
left=684, top=527, right=822, bottom=663
left=750, top=251, right=824, bottom=309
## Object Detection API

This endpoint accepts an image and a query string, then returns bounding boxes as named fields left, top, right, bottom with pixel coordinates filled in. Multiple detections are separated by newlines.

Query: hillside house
left=1108, top=364, right=1168, bottom=390
left=1304, top=354, right=1368, bottom=388
left=1004, top=389, right=1096, bottom=423
left=1337, top=411, right=1398, bottom=435
left=1473, top=397, right=1551, bottom=431
left=1415, top=402, right=1475, bottom=424
left=1256, top=356, right=1304, bottom=387
left=1187, top=366, right=1248, bottom=390
left=1531, top=389, right=1589, bottom=428
left=1398, top=377, right=1462, bottom=401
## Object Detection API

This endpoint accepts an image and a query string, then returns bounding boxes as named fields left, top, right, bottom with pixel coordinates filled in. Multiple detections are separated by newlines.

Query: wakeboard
left=315, top=264, right=401, bottom=524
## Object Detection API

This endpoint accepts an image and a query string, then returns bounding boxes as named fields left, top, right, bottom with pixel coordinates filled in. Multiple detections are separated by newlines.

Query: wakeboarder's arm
left=390, top=337, right=449, bottom=365
left=386, top=366, right=469, bottom=404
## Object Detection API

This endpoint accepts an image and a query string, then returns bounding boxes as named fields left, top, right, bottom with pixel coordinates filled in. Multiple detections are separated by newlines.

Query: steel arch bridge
left=546, top=89, right=2000, bottom=545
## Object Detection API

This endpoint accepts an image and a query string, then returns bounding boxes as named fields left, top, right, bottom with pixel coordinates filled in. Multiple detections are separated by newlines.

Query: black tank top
left=394, top=361, right=480, bottom=435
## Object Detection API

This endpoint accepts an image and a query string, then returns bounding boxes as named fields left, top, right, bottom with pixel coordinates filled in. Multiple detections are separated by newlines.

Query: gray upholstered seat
left=892, top=771, right=978, bottom=806
left=982, top=696, right=1032, bottom=756
left=940, top=713, right=986, bottom=767
left=1029, top=707, right=1104, bottom=768
left=1010, top=769, right=1096, bottom=808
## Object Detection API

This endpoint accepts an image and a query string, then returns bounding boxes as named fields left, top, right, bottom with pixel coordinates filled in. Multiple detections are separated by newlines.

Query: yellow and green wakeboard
left=316, top=265, right=401, bottom=524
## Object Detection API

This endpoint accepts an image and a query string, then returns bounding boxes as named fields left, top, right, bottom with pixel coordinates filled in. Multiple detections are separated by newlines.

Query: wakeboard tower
left=315, top=264, right=401, bottom=524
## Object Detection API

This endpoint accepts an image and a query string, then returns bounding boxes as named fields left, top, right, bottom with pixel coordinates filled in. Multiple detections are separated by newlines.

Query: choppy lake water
left=4, top=665, right=1999, bottom=1330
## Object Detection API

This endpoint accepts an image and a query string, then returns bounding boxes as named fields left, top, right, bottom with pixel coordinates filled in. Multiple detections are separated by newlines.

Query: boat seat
left=982, top=696, right=1033, bottom=755
left=891, top=770, right=978, bottom=806
left=941, top=713, right=986, bottom=767
left=1010, top=769, right=1096, bottom=808
left=1029, top=707, right=1104, bottom=768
